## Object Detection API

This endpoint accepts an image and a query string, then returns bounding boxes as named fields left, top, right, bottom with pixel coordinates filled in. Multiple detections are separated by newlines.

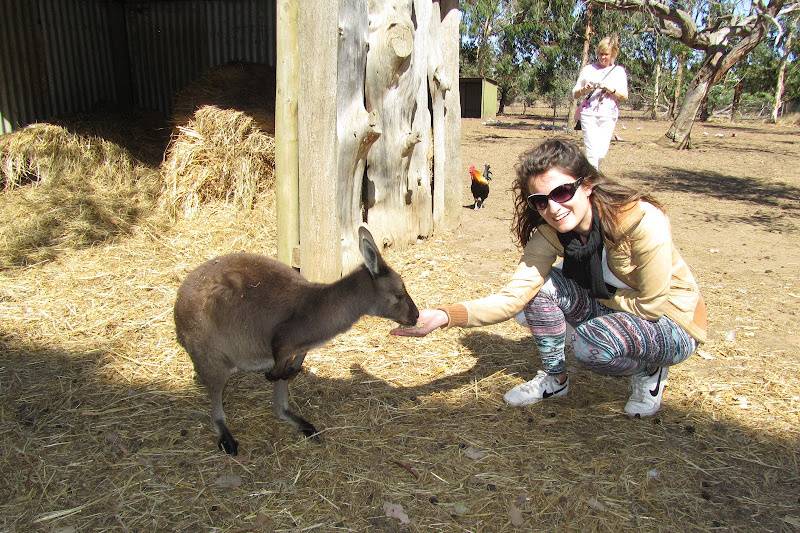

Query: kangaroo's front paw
left=265, top=366, right=302, bottom=381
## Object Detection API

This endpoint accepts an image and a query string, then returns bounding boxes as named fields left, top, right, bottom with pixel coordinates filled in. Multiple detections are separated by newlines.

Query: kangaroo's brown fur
left=173, top=228, right=419, bottom=455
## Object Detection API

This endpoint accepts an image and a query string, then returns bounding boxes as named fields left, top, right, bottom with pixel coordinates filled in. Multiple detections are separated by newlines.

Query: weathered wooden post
left=275, top=0, right=300, bottom=268
left=296, top=1, right=345, bottom=282
left=293, top=0, right=462, bottom=282
left=432, top=0, right=463, bottom=228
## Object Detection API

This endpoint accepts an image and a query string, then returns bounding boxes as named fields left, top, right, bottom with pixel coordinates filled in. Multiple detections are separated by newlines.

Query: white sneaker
left=504, top=370, right=569, bottom=407
left=625, top=367, right=669, bottom=417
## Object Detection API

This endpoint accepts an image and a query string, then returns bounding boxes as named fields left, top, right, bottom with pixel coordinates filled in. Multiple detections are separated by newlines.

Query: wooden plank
left=275, top=0, right=300, bottom=268
left=429, top=0, right=462, bottom=230
left=409, top=0, right=434, bottom=240
left=440, top=1, right=463, bottom=228
left=297, top=0, right=342, bottom=282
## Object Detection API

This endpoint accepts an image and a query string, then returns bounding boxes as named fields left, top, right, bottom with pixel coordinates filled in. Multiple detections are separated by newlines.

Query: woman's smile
left=528, top=168, right=593, bottom=234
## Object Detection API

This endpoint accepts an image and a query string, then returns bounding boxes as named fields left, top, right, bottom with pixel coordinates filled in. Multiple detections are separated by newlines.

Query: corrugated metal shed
left=0, top=0, right=275, bottom=134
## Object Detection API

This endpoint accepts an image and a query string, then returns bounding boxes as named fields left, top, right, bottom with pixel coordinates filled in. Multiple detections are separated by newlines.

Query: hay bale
left=1, top=123, right=92, bottom=189
left=0, top=124, right=160, bottom=267
left=160, top=105, right=276, bottom=219
left=171, top=62, right=276, bottom=134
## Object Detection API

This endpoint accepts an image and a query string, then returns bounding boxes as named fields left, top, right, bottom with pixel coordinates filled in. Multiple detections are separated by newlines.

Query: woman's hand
left=390, top=308, right=449, bottom=337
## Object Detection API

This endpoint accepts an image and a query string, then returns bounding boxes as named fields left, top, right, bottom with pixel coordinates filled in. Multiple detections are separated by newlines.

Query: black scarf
left=556, top=211, right=616, bottom=299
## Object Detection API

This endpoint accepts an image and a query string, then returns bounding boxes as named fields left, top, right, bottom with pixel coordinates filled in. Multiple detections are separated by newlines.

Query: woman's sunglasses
left=526, top=176, right=586, bottom=211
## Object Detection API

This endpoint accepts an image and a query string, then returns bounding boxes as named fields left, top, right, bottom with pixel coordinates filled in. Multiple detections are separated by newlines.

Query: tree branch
left=589, top=0, right=707, bottom=48
left=590, top=0, right=794, bottom=49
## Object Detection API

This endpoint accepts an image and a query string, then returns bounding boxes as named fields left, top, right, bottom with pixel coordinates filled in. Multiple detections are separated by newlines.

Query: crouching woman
left=392, top=139, right=706, bottom=417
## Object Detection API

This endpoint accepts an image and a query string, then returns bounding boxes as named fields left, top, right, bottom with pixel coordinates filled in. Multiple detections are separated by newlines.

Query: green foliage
left=460, top=0, right=582, bottom=112
left=459, top=0, right=797, bottom=118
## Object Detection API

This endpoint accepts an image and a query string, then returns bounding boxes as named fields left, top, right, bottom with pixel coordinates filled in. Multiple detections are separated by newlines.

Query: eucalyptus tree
left=460, top=0, right=512, bottom=77
left=460, top=0, right=583, bottom=114
left=590, top=0, right=798, bottom=148
left=518, top=0, right=584, bottom=117
left=770, top=12, right=798, bottom=121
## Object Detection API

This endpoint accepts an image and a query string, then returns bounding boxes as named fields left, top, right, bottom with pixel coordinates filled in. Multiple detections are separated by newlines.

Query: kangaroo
left=173, top=227, right=419, bottom=455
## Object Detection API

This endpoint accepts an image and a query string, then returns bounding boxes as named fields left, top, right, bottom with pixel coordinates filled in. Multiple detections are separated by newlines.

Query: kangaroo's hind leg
left=272, top=378, right=319, bottom=441
left=199, top=367, right=239, bottom=455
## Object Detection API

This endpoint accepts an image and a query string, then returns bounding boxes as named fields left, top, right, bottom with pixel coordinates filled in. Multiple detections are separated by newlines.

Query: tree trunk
left=669, top=53, right=685, bottom=119
left=699, top=95, right=710, bottom=121
left=430, top=0, right=462, bottom=229
left=569, top=5, right=593, bottom=130
left=666, top=74, right=706, bottom=145
left=771, top=25, right=794, bottom=123
left=661, top=65, right=712, bottom=148
left=362, top=0, right=418, bottom=260
left=475, top=0, right=498, bottom=77
left=580, top=6, right=593, bottom=67
left=731, top=78, right=743, bottom=121
left=338, top=0, right=381, bottom=271
left=498, top=86, right=507, bottom=115
left=661, top=25, right=767, bottom=149
left=296, top=0, right=461, bottom=279
left=651, top=59, right=661, bottom=120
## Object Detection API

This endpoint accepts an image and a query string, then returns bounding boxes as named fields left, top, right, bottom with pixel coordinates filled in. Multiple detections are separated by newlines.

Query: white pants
left=581, top=114, right=617, bottom=170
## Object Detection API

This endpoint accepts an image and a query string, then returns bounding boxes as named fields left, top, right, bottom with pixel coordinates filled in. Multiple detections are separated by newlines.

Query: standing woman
left=392, top=139, right=706, bottom=418
left=573, top=35, right=628, bottom=170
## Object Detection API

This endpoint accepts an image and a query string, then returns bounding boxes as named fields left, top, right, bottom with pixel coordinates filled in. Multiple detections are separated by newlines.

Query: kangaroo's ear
left=358, top=226, right=381, bottom=278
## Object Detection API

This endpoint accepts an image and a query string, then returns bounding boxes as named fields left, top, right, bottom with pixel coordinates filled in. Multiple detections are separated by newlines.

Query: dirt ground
left=458, top=107, right=800, bottom=354
left=1, top=108, right=798, bottom=531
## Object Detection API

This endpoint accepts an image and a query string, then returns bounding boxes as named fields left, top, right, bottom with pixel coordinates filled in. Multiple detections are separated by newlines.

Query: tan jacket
left=440, top=201, right=707, bottom=343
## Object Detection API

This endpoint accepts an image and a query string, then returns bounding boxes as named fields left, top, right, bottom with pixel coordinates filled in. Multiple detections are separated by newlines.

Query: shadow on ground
left=699, top=121, right=800, bottom=137
left=626, top=166, right=800, bottom=222
left=2, top=330, right=798, bottom=530
left=50, top=108, right=172, bottom=167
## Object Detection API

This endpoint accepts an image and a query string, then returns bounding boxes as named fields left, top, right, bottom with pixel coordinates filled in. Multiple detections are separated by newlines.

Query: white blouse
left=572, top=63, right=628, bottom=119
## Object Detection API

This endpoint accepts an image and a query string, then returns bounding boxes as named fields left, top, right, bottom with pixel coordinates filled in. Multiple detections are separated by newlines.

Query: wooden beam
left=297, top=1, right=342, bottom=282
left=442, top=2, right=462, bottom=227
left=275, top=0, right=300, bottom=268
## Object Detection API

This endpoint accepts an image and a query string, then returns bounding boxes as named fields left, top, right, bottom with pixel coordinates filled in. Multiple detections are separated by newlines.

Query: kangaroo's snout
left=400, top=300, right=420, bottom=326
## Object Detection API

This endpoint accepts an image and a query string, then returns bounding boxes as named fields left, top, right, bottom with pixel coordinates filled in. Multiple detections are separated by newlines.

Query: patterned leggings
left=522, top=269, right=697, bottom=376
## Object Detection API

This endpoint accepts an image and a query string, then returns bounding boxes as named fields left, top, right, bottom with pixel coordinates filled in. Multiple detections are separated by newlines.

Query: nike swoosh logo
left=542, top=383, right=568, bottom=399
left=649, top=369, right=663, bottom=397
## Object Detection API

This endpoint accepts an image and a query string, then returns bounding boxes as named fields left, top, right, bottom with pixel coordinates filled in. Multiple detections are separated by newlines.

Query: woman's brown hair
left=511, top=138, right=663, bottom=247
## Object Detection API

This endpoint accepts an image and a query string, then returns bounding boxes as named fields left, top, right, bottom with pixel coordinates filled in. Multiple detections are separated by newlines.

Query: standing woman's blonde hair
left=597, top=35, right=620, bottom=61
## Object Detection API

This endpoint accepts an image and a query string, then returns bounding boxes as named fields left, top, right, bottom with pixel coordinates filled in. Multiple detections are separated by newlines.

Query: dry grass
left=0, top=124, right=160, bottom=267
left=777, top=111, right=800, bottom=126
left=161, top=105, right=276, bottom=220
left=171, top=62, right=276, bottom=135
left=0, top=110, right=798, bottom=532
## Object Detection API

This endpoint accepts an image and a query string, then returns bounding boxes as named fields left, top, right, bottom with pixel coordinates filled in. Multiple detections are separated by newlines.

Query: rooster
left=468, top=163, right=492, bottom=209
